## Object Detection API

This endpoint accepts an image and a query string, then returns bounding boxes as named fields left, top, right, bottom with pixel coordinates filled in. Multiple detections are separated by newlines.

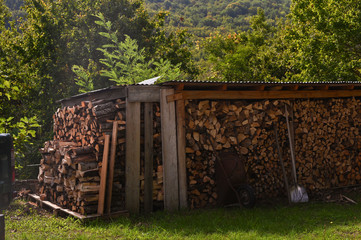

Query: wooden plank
left=125, top=101, right=141, bottom=214
left=217, top=85, right=227, bottom=91
left=28, top=194, right=128, bottom=220
left=106, top=121, right=118, bottom=214
left=59, top=87, right=126, bottom=107
left=60, top=208, right=88, bottom=220
left=167, top=90, right=361, bottom=101
left=176, top=100, right=187, bottom=209
left=0, top=214, right=4, bottom=240
left=97, top=133, right=110, bottom=215
left=175, top=83, right=185, bottom=91
left=127, top=86, right=160, bottom=102
left=252, top=85, right=265, bottom=91
left=167, top=93, right=183, bottom=103
left=160, top=88, right=179, bottom=211
left=144, top=102, right=154, bottom=213
left=42, top=201, right=60, bottom=209
left=28, top=193, right=40, bottom=201
left=343, top=85, right=355, bottom=90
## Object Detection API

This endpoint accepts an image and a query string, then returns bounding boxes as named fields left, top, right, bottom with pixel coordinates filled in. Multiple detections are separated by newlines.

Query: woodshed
left=36, top=81, right=361, bottom=218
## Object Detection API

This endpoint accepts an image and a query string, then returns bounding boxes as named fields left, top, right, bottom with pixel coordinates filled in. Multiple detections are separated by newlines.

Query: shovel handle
left=285, top=105, right=298, bottom=185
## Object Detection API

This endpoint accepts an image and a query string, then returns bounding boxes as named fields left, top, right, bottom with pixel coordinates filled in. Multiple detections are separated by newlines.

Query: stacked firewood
left=294, top=98, right=361, bottom=190
left=185, top=98, right=361, bottom=208
left=39, top=98, right=127, bottom=214
left=38, top=141, right=100, bottom=214
left=152, top=103, right=164, bottom=205
left=53, top=98, right=126, bottom=150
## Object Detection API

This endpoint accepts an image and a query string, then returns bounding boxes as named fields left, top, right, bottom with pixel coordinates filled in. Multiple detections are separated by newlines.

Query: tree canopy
left=2, top=0, right=361, bottom=178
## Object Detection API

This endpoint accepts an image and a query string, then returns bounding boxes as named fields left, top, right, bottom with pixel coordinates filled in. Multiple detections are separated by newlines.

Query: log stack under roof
left=184, top=98, right=361, bottom=209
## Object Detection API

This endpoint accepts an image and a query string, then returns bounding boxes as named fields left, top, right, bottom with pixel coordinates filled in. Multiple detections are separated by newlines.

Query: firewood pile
left=38, top=99, right=164, bottom=214
left=38, top=98, right=127, bottom=215
left=185, top=98, right=361, bottom=209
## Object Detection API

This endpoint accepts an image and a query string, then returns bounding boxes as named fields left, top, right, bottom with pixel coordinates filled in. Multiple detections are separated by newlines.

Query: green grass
left=4, top=199, right=361, bottom=239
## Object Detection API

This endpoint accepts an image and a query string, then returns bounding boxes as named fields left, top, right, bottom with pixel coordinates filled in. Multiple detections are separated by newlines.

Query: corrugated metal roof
left=58, top=79, right=361, bottom=105
left=160, top=80, right=361, bottom=86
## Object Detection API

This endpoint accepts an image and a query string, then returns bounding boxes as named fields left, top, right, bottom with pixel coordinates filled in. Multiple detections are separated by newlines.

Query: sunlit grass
left=4, top=199, right=361, bottom=239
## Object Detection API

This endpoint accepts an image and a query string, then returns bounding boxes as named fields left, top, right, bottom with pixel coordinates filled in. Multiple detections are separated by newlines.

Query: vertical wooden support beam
left=97, top=134, right=110, bottom=215
left=160, top=88, right=179, bottom=211
left=125, top=101, right=141, bottom=214
left=106, top=121, right=118, bottom=214
left=176, top=100, right=188, bottom=209
left=0, top=214, right=4, bottom=240
left=144, top=103, right=153, bottom=213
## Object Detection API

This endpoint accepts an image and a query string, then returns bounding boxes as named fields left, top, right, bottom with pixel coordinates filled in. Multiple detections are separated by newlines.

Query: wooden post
left=176, top=100, right=188, bottom=209
left=160, top=88, right=179, bottom=211
left=0, top=214, right=4, bottom=240
left=106, top=121, right=118, bottom=214
left=144, top=103, right=154, bottom=213
left=125, top=101, right=141, bottom=214
left=97, top=134, right=110, bottom=215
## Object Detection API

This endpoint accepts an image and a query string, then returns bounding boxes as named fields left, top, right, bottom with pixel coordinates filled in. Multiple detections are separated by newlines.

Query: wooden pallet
left=28, top=194, right=129, bottom=220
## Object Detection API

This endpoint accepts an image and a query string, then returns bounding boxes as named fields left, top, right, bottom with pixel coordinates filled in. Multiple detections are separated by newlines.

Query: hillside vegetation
left=145, top=0, right=291, bottom=37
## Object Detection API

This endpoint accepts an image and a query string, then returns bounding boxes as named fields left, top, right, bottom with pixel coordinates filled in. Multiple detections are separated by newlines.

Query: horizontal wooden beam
left=127, top=86, right=160, bottom=102
left=167, top=90, right=361, bottom=101
left=167, top=93, right=183, bottom=102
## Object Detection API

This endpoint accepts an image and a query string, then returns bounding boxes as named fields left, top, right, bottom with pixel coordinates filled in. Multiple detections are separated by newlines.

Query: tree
left=288, top=0, right=361, bottom=81
left=0, top=0, right=42, bottom=178
left=73, top=13, right=182, bottom=87
left=203, top=8, right=278, bottom=82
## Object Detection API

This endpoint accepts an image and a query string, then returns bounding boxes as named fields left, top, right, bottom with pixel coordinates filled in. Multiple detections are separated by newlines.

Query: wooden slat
left=175, top=83, right=185, bottom=91
left=59, top=87, right=126, bottom=107
left=144, top=102, right=153, bottom=213
left=28, top=194, right=128, bottom=220
left=176, top=100, right=187, bottom=209
left=160, top=88, right=179, bottom=211
left=0, top=213, right=4, bottom=240
left=217, top=85, right=227, bottom=91
left=167, top=93, right=183, bottom=103
left=167, top=90, right=361, bottom=101
left=125, top=101, right=141, bottom=214
left=253, top=85, right=265, bottom=91
left=127, top=86, right=160, bottom=102
left=97, top=133, right=110, bottom=215
left=106, top=121, right=118, bottom=214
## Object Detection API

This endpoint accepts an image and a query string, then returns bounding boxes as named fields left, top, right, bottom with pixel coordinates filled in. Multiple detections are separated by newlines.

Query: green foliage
left=0, top=0, right=195, bottom=179
left=145, top=0, right=291, bottom=37
left=203, top=8, right=279, bottom=82
left=203, top=0, right=361, bottom=83
left=92, top=13, right=181, bottom=85
left=72, top=61, right=97, bottom=93
left=288, top=0, right=361, bottom=81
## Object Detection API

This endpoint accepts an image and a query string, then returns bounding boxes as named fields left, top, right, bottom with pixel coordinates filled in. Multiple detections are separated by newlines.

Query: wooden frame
left=97, top=134, right=111, bottom=215
left=106, top=121, right=118, bottom=214
left=160, top=88, right=179, bottom=211
left=166, top=90, right=361, bottom=102
left=127, top=86, right=160, bottom=103
left=176, top=99, right=187, bottom=209
left=125, top=101, right=141, bottom=214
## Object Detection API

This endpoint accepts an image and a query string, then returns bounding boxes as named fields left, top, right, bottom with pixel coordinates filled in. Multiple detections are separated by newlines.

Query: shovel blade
left=290, top=185, right=309, bottom=203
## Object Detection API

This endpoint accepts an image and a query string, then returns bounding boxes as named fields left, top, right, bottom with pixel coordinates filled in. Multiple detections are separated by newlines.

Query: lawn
left=4, top=198, right=361, bottom=239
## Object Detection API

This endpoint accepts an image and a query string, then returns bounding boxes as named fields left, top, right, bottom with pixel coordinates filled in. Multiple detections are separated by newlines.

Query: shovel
left=285, top=104, right=309, bottom=203
left=274, top=123, right=291, bottom=204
